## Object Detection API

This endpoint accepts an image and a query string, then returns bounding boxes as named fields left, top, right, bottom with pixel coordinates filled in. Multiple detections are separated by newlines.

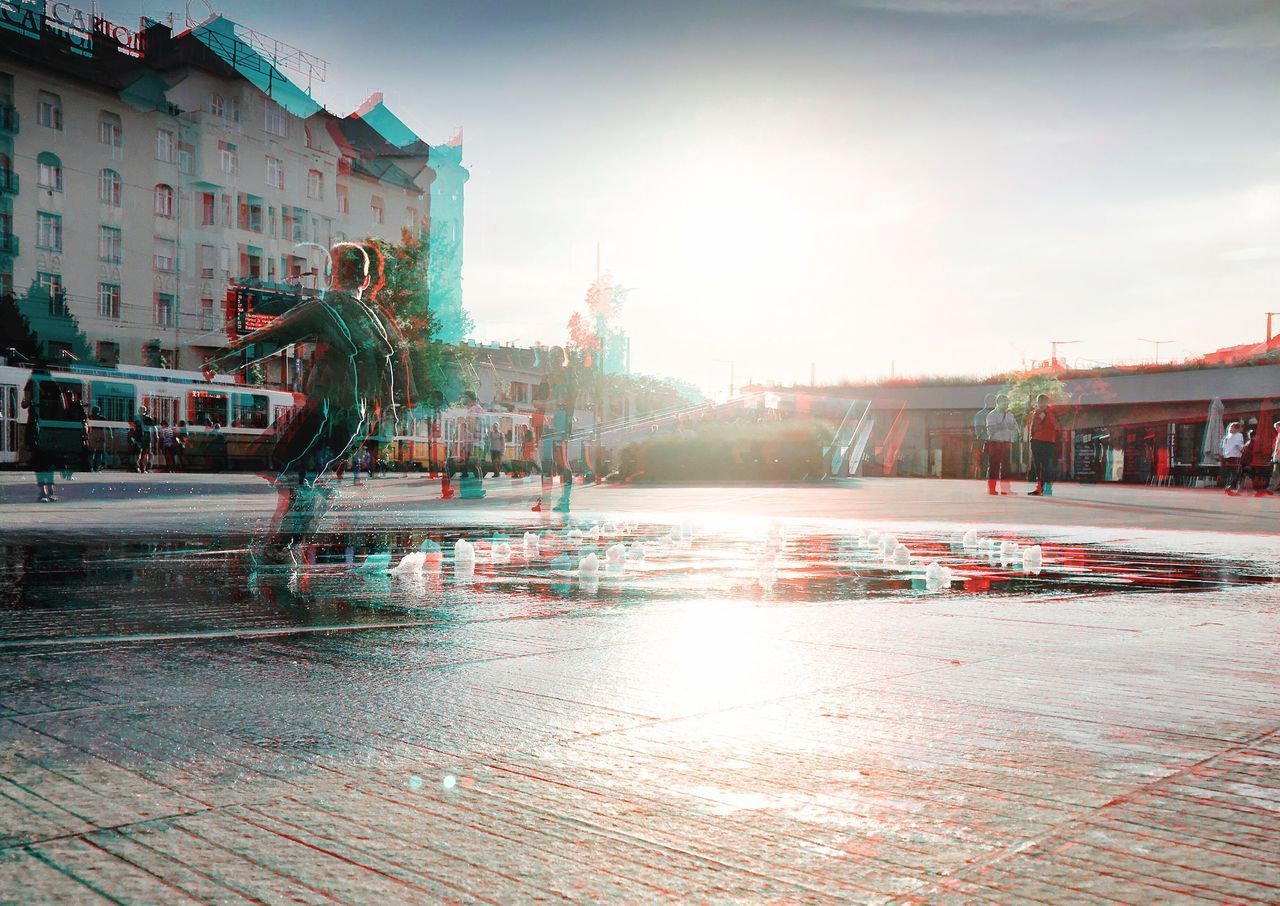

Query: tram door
left=0, top=382, right=17, bottom=464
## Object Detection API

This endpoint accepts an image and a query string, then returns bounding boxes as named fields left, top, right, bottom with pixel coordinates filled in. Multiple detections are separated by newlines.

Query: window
left=209, top=93, right=224, bottom=117
left=304, top=125, right=314, bottom=148
left=153, top=238, right=176, bottom=272
left=98, top=226, right=122, bottom=263
left=405, top=207, right=417, bottom=229
left=38, top=273, right=65, bottom=315
left=155, top=129, right=176, bottom=162
left=99, top=168, right=122, bottom=206
left=98, top=111, right=121, bottom=149
left=37, top=152, right=62, bottom=191
left=221, top=193, right=233, bottom=225
left=92, top=382, right=134, bottom=420
left=307, top=169, right=323, bottom=200
left=219, top=141, right=238, bottom=176
left=177, top=148, right=192, bottom=175
left=229, top=97, right=241, bottom=126
left=144, top=394, right=179, bottom=423
left=200, top=191, right=215, bottom=226
left=188, top=391, right=228, bottom=428
left=36, top=212, right=62, bottom=251
left=370, top=195, right=384, bottom=225
left=336, top=184, right=349, bottom=215
left=232, top=393, right=269, bottom=428
left=265, top=155, right=283, bottom=189
left=200, top=244, right=217, bottom=278
left=201, top=297, right=217, bottom=331
left=153, top=184, right=176, bottom=218
left=263, top=98, right=287, bottom=137
left=95, top=342, right=120, bottom=368
left=154, top=293, right=175, bottom=327
left=98, top=283, right=121, bottom=319
left=36, top=91, right=62, bottom=130
left=238, top=196, right=263, bottom=232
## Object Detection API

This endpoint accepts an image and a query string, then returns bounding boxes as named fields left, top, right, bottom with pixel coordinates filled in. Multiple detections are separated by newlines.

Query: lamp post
left=1137, top=338, right=1174, bottom=365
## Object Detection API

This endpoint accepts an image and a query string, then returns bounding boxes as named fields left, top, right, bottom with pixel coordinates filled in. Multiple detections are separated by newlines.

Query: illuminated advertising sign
left=0, top=1, right=146, bottom=57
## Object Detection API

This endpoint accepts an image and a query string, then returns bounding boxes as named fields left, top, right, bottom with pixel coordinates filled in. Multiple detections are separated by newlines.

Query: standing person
left=22, top=382, right=56, bottom=502
left=984, top=393, right=1017, bottom=496
left=63, top=392, right=87, bottom=480
left=159, top=420, right=177, bottom=471
left=1261, top=420, right=1280, bottom=496
left=487, top=422, right=505, bottom=478
left=130, top=405, right=150, bottom=473
left=89, top=406, right=106, bottom=472
left=1026, top=393, right=1062, bottom=496
left=174, top=420, right=188, bottom=472
left=973, top=393, right=995, bottom=480
left=532, top=346, right=578, bottom=513
left=1221, top=421, right=1245, bottom=495
left=1238, top=428, right=1256, bottom=494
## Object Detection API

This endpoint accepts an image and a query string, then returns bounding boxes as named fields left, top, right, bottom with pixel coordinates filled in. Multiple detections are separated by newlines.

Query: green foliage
left=1004, top=371, right=1066, bottom=419
left=0, top=292, right=39, bottom=361
left=369, top=230, right=474, bottom=411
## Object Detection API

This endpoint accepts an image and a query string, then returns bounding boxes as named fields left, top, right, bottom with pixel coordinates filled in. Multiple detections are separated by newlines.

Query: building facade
left=0, top=7, right=467, bottom=381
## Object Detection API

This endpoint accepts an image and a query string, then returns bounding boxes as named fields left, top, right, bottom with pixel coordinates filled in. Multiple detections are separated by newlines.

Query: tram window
left=189, top=391, right=229, bottom=427
left=143, top=394, right=179, bottom=426
left=90, top=381, right=135, bottom=421
left=34, top=379, right=83, bottom=421
left=232, top=393, right=268, bottom=428
left=272, top=405, right=293, bottom=428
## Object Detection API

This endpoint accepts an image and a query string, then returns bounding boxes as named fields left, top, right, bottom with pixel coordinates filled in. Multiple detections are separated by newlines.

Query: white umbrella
left=1200, top=397, right=1224, bottom=466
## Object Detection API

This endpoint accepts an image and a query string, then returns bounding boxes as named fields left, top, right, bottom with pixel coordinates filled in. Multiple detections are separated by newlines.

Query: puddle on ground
left=2, top=519, right=1277, bottom=646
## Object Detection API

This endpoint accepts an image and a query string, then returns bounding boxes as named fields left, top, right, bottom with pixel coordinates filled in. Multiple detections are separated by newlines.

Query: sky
left=108, top=0, right=1280, bottom=392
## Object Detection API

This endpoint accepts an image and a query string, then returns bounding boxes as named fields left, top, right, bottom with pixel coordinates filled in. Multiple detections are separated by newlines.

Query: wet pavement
left=1, top=477, right=1279, bottom=902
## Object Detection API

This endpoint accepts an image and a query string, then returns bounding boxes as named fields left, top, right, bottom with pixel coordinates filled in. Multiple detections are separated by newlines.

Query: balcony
left=0, top=234, right=18, bottom=256
left=0, top=169, right=17, bottom=194
left=0, top=103, right=18, bottom=134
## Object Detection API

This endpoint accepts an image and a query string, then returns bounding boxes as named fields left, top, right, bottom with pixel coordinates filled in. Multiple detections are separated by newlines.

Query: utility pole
left=1266, top=313, right=1280, bottom=347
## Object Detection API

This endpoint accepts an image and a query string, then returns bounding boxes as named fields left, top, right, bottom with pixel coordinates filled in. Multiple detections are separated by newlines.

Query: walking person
left=1221, top=421, right=1245, bottom=495
left=984, top=393, right=1017, bottom=496
left=1026, top=393, right=1061, bottom=496
left=159, top=420, right=177, bottom=472
left=973, top=393, right=995, bottom=480
left=130, top=405, right=150, bottom=473
left=22, top=385, right=56, bottom=502
left=1238, top=428, right=1257, bottom=494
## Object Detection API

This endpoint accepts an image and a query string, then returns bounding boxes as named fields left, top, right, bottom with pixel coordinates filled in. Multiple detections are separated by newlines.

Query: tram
left=0, top=362, right=534, bottom=474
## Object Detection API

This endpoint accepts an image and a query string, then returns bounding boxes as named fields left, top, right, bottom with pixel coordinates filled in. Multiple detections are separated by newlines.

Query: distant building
left=0, top=5, right=468, bottom=377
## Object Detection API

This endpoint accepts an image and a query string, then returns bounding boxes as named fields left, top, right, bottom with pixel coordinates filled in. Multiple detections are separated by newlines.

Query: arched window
left=37, top=152, right=62, bottom=191
left=99, top=168, right=122, bottom=206
left=304, top=125, right=314, bottom=148
left=154, top=183, right=175, bottom=218
left=98, top=111, right=122, bottom=148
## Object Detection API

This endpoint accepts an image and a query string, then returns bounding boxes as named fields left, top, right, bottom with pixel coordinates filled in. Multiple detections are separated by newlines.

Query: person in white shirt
left=1221, top=422, right=1246, bottom=495
left=984, top=393, right=1018, bottom=495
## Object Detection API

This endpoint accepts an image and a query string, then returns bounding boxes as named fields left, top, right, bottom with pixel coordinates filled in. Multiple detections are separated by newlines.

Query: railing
left=0, top=103, right=18, bottom=133
left=0, top=169, right=17, bottom=194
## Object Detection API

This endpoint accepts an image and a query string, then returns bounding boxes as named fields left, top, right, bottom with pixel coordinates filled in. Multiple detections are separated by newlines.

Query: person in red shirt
left=1026, top=393, right=1062, bottom=496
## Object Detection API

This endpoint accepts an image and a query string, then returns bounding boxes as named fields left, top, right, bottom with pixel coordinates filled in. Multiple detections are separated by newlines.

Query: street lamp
left=1049, top=340, right=1079, bottom=367
left=1137, top=338, right=1174, bottom=364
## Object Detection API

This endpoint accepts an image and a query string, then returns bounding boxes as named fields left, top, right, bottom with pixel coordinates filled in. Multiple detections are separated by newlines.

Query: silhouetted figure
left=203, top=243, right=413, bottom=557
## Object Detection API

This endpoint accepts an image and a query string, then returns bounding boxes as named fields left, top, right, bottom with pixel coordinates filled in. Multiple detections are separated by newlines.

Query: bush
left=615, top=419, right=828, bottom=482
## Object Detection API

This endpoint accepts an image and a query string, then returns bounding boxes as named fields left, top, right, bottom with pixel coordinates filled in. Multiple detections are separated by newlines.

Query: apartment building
left=0, top=7, right=467, bottom=380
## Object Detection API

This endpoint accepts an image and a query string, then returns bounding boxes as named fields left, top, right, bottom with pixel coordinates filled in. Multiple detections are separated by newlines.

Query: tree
left=368, top=229, right=474, bottom=413
left=1004, top=370, right=1066, bottom=420
left=0, top=292, right=39, bottom=362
